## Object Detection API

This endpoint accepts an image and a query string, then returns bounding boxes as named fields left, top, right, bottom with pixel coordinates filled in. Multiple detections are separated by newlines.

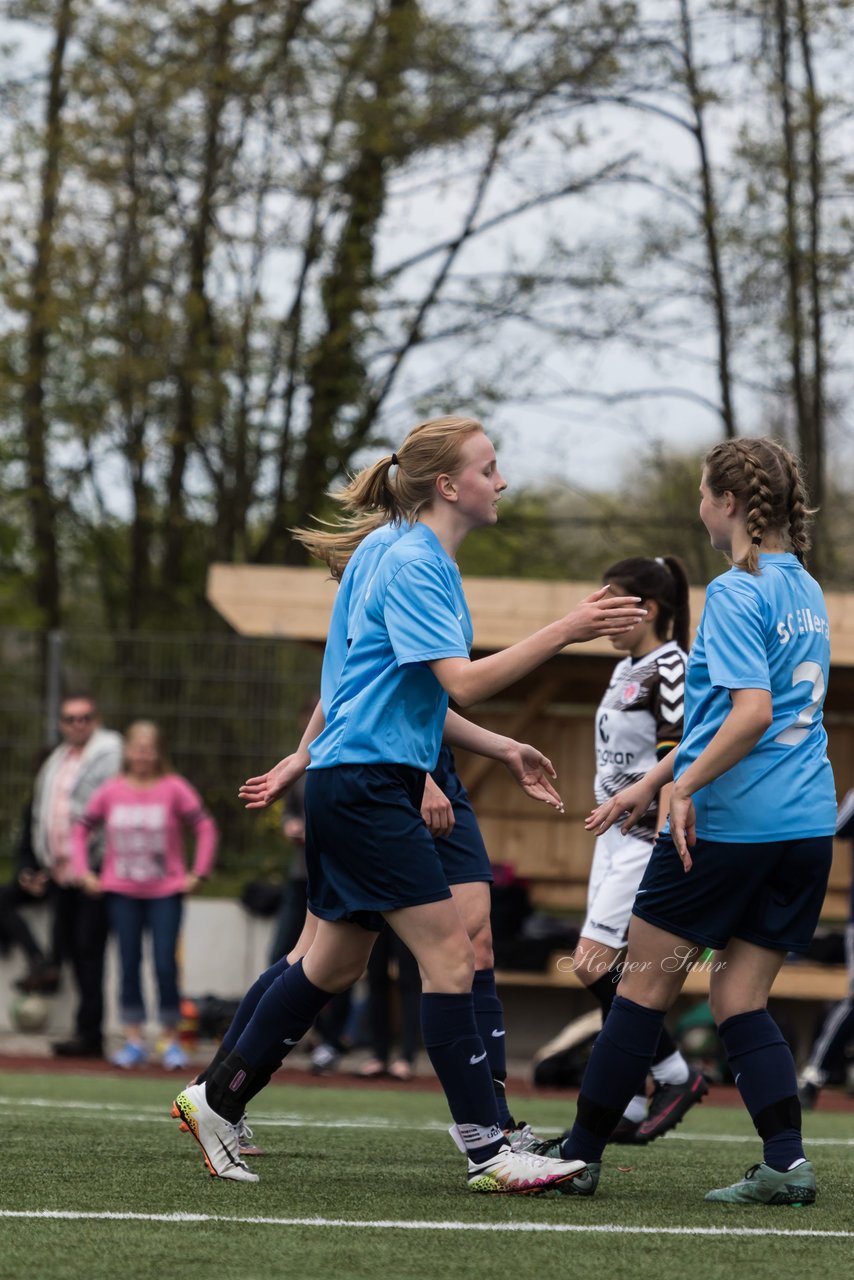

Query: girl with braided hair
left=534, top=437, right=836, bottom=1206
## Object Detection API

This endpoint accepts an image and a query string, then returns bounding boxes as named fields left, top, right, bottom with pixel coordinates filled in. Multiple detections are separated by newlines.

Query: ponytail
left=293, top=415, right=483, bottom=579
left=659, top=556, right=691, bottom=652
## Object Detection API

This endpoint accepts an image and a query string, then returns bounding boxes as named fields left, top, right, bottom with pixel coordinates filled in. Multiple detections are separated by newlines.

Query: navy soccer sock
left=562, top=995, right=666, bottom=1164
left=586, top=970, right=681, bottom=1068
left=206, top=959, right=333, bottom=1122
left=471, top=968, right=513, bottom=1128
left=421, top=991, right=505, bottom=1163
left=196, top=957, right=291, bottom=1083
left=718, top=1008, right=804, bottom=1171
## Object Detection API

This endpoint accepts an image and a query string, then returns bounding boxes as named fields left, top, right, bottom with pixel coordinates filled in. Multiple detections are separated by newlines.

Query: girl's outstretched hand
left=503, top=741, right=565, bottom=811
left=564, top=586, right=647, bottom=642
left=585, top=778, right=656, bottom=837
left=239, top=752, right=307, bottom=809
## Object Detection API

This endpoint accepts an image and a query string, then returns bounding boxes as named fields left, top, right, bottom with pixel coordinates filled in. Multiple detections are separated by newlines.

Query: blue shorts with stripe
left=431, top=746, right=492, bottom=886
left=304, top=764, right=452, bottom=932
left=632, top=831, right=833, bottom=954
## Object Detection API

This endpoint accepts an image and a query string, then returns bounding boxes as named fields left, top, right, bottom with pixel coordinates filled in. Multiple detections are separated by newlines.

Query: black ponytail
left=603, top=555, right=691, bottom=651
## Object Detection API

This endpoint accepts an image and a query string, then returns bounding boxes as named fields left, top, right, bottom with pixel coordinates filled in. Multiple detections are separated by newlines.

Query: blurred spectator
left=31, top=691, right=122, bottom=1057
left=358, top=926, right=421, bottom=1081
left=798, top=788, right=854, bottom=1107
left=72, top=720, right=217, bottom=1070
left=0, top=780, right=60, bottom=994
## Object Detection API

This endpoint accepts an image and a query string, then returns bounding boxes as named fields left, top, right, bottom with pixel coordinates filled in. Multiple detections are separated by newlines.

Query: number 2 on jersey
left=775, top=660, right=825, bottom=747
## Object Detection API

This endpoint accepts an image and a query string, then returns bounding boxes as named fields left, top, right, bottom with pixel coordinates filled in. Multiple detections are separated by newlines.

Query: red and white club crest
left=621, top=681, right=640, bottom=704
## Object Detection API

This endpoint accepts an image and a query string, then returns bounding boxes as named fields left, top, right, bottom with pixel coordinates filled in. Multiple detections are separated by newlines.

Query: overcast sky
left=3, top=7, right=851, bottom=498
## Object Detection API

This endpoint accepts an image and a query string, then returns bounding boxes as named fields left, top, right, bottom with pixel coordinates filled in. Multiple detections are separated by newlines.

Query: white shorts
left=580, top=823, right=655, bottom=949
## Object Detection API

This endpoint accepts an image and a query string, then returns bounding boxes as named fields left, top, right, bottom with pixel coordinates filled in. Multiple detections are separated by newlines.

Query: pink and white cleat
left=466, top=1145, right=595, bottom=1196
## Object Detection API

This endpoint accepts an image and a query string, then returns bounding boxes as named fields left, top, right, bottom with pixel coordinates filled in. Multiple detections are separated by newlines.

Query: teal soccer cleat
left=704, top=1161, right=816, bottom=1206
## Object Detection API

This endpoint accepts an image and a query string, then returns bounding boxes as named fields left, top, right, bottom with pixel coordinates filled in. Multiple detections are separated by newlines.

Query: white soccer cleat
left=466, top=1145, right=595, bottom=1195
left=172, top=1084, right=259, bottom=1182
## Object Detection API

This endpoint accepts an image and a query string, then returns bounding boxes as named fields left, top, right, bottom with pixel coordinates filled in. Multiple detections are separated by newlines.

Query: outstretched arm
left=443, top=709, right=563, bottom=810
left=429, top=588, right=645, bottom=708
left=239, top=699, right=326, bottom=810
left=585, top=689, right=771, bottom=870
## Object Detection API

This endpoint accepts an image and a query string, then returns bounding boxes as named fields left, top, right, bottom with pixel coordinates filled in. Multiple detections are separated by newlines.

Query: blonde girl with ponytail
left=175, top=415, right=646, bottom=1192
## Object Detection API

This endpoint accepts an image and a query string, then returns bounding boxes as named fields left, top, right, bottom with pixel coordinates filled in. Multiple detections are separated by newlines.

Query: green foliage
left=0, top=0, right=639, bottom=628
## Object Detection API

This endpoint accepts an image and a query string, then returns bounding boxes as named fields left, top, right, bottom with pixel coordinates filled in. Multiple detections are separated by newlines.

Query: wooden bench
left=490, top=841, right=851, bottom=1007
left=496, top=954, right=850, bottom=1002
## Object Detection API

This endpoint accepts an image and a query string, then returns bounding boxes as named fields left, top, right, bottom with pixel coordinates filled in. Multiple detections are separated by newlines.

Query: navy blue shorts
left=432, top=747, right=492, bottom=886
left=304, top=764, right=452, bottom=931
left=632, top=832, right=833, bottom=954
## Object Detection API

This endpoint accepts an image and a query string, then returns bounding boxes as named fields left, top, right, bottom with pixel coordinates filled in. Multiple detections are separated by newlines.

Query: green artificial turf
left=4, top=1071, right=853, bottom=1280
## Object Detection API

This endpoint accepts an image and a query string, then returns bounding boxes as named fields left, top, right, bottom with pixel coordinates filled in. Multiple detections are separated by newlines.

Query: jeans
left=107, top=893, right=183, bottom=1027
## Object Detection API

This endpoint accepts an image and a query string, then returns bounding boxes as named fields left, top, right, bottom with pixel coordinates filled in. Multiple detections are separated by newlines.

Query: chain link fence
left=0, top=628, right=321, bottom=878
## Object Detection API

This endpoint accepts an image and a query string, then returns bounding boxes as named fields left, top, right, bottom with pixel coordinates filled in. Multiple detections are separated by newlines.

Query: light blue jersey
left=309, top=523, right=473, bottom=771
left=320, top=522, right=409, bottom=713
left=673, top=553, right=836, bottom=842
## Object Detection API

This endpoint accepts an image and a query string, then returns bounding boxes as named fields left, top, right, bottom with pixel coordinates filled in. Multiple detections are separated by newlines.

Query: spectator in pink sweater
left=73, top=721, right=217, bottom=1070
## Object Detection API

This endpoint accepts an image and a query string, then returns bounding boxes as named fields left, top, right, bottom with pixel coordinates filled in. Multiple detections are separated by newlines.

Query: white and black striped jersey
left=594, top=640, right=687, bottom=844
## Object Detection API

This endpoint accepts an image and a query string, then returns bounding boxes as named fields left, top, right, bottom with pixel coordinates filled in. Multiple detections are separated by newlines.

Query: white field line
left=3, top=1096, right=854, bottom=1145
left=0, top=1209, right=852, bottom=1238
left=0, top=1095, right=445, bottom=1132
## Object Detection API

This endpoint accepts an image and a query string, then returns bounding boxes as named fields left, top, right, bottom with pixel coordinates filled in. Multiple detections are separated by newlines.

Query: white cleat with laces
left=172, top=1083, right=259, bottom=1182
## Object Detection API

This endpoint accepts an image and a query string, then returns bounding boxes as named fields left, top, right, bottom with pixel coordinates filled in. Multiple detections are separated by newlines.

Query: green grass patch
left=4, top=1071, right=853, bottom=1280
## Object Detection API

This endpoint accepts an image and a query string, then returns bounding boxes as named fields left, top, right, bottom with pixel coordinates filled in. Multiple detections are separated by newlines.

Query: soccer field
left=4, top=1070, right=853, bottom=1280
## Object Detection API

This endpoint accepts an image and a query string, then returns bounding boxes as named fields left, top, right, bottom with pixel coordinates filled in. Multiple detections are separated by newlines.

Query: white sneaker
left=161, top=1041, right=188, bottom=1072
left=172, top=1084, right=259, bottom=1182
left=466, top=1145, right=594, bottom=1195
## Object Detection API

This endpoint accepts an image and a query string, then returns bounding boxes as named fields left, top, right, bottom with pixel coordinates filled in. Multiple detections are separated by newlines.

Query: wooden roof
left=207, top=563, right=854, bottom=666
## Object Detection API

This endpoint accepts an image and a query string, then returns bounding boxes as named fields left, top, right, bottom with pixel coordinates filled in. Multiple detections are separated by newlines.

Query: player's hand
left=421, top=775, right=455, bottom=838
left=239, top=752, right=308, bottom=810
left=668, top=787, right=696, bottom=871
left=184, top=873, right=201, bottom=895
left=585, top=778, right=656, bottom=836
left=564, top=587, right=646, bottom=643
left=502, top=741, right=564, bottom=812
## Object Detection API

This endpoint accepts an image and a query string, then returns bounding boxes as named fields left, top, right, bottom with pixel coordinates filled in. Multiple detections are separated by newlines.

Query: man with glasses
left=31, top=692, right=122, bottom=1057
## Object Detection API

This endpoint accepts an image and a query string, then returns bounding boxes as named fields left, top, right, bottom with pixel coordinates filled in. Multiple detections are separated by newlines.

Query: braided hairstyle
left=703, top=437, right=815, bottom=574
left=293, top=415, right=484, bottom=579
left=603, top=556, right=691, bottom=651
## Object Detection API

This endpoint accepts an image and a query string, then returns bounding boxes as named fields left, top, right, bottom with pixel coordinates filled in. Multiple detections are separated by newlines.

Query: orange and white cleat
left=171, top=1084, right=259, bottom=1182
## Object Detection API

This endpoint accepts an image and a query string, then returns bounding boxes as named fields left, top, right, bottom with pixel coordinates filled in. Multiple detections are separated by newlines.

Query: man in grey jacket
left=32, top=691, right=122, bottom=1057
